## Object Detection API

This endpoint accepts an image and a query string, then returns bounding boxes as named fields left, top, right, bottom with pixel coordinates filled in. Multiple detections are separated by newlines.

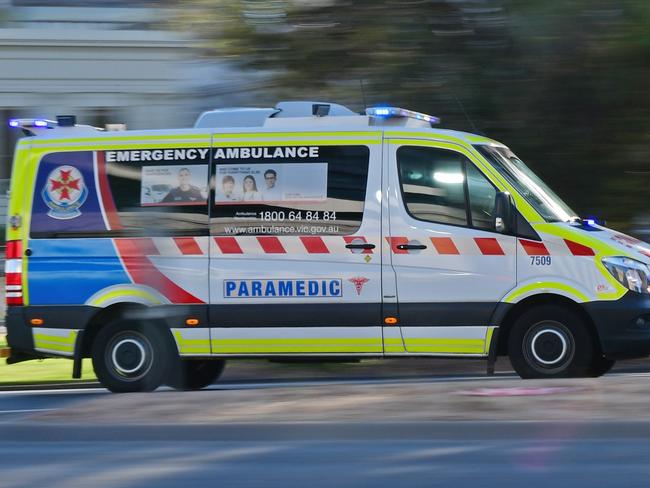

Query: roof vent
left=274, top=101, right=356, bottom=118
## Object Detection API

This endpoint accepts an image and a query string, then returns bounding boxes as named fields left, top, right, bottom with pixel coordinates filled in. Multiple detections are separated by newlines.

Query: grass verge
left=0, top=336, right=97, bottom=385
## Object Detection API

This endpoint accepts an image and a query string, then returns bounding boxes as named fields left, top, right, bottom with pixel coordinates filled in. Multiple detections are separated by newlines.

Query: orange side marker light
left=186, top=318, right=199, bottom=326
left=30, top=318, right=44, bottom=326
left=384, top=317, right=398, bottom=325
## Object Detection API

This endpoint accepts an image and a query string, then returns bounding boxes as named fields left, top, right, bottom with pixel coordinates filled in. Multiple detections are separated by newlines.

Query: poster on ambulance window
left=214, top=163, right=328, bottom=204
left=140, top=165, right=208, bottom=206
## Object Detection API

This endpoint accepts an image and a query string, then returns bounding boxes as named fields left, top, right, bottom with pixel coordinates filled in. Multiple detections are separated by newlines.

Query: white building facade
left=0, top=0, right=268, bottom=179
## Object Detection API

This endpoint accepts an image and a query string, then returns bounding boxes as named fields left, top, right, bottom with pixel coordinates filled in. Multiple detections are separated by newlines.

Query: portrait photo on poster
left=214, top=163, right=328, bottom=204
left=140, top=165, right=208, bottom=206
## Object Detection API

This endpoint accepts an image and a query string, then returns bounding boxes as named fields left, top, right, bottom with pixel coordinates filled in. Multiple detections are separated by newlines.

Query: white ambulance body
left=5, top=102, right=650, bottom=392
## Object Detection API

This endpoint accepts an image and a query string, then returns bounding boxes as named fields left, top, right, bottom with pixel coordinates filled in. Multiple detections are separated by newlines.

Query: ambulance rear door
left=208, top=135, right=384, bottom=356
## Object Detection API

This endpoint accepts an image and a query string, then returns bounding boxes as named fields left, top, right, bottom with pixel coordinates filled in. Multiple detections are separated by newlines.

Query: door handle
left=396, top=244, right=427, bottom=250
left=345, top=243, right=376, bottom=250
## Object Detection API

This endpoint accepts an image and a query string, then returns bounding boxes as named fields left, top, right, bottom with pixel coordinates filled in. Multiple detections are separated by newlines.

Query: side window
left=211, top=145, right=369, bottom=236
left=107, top=157, right=209, bottom=235
left=466, top=163, right=497, bottom=231
left=397, top=146, right=467, bottom=226
left=30, top=149, right=210, bottom=238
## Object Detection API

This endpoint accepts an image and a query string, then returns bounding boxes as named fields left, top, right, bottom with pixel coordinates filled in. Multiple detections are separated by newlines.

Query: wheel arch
left=493, top=294, right=602, bottom=357
left=80, top=302, right=148, bottom=358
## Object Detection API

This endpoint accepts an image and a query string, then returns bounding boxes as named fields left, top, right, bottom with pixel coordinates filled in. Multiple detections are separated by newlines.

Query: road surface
left=1, top=370, right=650, bottom=487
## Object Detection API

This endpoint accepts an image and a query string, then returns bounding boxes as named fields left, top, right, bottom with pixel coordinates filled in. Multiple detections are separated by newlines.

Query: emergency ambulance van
left=4, top=102, right=650, bottom=392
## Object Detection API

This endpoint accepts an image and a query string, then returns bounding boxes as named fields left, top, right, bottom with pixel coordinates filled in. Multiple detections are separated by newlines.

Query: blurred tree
left=173, top=0, right=650, bottom=231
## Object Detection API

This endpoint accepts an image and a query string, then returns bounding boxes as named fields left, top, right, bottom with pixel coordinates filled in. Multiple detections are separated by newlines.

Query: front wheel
left=508, top=305, right=596, bottom=379
left=92, top=320, right=171, bottom=393
left=166, top=359, right=226, bottom=390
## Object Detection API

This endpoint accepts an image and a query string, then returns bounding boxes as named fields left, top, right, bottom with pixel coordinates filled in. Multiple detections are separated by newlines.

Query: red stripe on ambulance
left=173, top=237, right=203, bottom=255
left=131, top=238, right=159, bottom=256
left=299, top=236, right=329, bottom=254
left=257, top=236, right=287, bottom=254
left=564, top=239, right=595, bottom=256
left=214, top=237, right=244, bottom=254
left=474, top=238, right=505, bottom=256
left=430, top=237, right=460, bottom=255
left=115, top=239, right=203, bottom=304
left=519, top=239, right=550, bottom=256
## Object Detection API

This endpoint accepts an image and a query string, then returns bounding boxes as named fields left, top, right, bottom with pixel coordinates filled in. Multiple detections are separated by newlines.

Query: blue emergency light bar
left=8, top=118, right=56, bottom=130
left=366, top=106, right=440, bottom=124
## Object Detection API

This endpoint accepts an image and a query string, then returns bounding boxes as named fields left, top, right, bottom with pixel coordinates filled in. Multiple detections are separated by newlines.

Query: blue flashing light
left=8, top=119, right=19, bottom=128
left=33, top=119, right=48, bottom=127
left=584, top=219, right=596, bottom=226
left=366, top=106, right=440, bottom=124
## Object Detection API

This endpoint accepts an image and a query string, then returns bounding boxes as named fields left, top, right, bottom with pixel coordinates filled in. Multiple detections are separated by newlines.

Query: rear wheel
left=92, top=320, right=171, bottom=393
left=166, top=359, right=226, bottom=390
left=508, top=305, right=596, bottom=379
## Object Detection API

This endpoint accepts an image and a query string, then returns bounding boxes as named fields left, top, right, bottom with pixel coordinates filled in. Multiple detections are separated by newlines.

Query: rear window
left=30, top=149, right=209, bottom=238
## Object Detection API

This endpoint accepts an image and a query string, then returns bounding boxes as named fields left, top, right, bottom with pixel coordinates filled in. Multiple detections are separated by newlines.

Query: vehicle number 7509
left=530, top=256, right=552, bottom=266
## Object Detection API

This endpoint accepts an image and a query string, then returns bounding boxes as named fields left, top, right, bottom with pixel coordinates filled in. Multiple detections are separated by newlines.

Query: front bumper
left=584, top=292, right=650, bottom=359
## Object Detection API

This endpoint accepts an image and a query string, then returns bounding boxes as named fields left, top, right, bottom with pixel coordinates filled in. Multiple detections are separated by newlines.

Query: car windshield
left=474, top=144, right=576, bottom=223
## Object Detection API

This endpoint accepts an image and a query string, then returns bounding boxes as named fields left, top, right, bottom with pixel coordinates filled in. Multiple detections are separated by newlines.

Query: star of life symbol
left=348, top=276, right=369, bottom=296
left=42, top=165, right=88, bottom=220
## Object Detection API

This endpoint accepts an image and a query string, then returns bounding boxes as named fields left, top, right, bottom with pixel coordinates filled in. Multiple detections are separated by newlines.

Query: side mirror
left=494, top=191, right=514, bottom=234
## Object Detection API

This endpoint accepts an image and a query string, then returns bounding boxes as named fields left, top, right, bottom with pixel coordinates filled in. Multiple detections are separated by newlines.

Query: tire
left=590, top=357, right=616, bottom=377
left=508, top=305, right=596, bottom=379
left=166, top=359, right=226, bottom=391
left=92, top=320, right=172, bottom=393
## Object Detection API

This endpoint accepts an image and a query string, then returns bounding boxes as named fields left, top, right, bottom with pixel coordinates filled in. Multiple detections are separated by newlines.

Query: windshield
left=474, top=145, right=576, bottom=223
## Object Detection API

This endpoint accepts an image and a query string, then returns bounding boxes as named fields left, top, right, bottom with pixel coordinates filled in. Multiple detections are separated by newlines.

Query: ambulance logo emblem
left=42, top=165, right=88, bottom=220
left=348, top=276, right=369, bottom=296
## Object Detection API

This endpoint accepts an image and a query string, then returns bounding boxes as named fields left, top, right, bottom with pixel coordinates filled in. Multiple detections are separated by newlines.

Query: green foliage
left=174, top=0, right=650, bottom=229
left=0, top=357, right=96, bottom=385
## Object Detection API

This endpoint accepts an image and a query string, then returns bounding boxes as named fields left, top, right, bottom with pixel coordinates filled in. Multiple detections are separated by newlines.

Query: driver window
left=397, top=146, right=468, bottom=226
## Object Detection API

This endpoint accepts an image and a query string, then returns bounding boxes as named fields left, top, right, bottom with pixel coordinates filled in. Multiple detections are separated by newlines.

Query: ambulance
left=4, top=101, right=650, bottom=392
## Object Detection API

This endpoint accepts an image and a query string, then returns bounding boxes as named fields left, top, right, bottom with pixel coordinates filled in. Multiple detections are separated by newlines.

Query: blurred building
left=0, top=0, right=273, bottom=249
left=0, top=0, right=270, bottom=180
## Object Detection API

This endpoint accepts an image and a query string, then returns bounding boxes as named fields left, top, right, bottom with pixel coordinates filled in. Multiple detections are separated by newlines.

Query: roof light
left=366, top=106, right=440, bottom=124
left=7, top=118, right=57, bottom=131
left=584, top=219, right=596, bottom=226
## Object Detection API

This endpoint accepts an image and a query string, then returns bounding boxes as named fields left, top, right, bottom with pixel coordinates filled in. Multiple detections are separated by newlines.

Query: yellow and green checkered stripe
left=173, top=330, right=211, bottom=355
left=210, top=337, right=383, bottom=354
left=33, top=329, right=79, bottom=356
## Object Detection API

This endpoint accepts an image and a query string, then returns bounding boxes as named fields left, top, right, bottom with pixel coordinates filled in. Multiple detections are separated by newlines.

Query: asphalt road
left=0, top=372, right=509, bottom=418
left=2, top=422, right=650, bottom=488
left=2, top=372, right=650, bottom=487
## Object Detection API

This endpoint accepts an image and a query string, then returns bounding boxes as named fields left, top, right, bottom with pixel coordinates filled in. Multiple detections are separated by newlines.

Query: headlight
left=602, top=257, right=650, bottom=294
